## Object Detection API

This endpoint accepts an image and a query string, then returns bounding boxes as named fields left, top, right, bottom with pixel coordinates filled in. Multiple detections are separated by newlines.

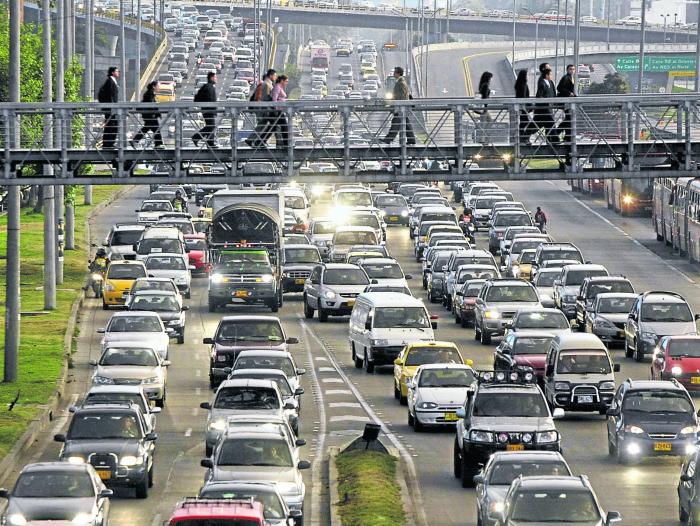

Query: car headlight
left=432, top=278, right=443, bottom=284
left=176, top=277, right=187, bottom=283
left=470, top=430, right=493, bottom=443
left=641, top=331, right=658, bottom=341
left=104, top=283, right=115, bottom=291
left=599, top=381, right=615, bottom=390
left=8, top=514, right=27, bottom=526
left=67, top=455, right=86, bottom=464
left=142, top=376, right=160, bottom=384
left=488, top=500, right=505, bottom=515
left=554, top=382, right=570, bottom=391
left=484, top=310, right=500, bottom=319
left=681, top=425, right=699, bottom=435
left=401, top=210, right=409, bottom=217
left=624, top=425, right=644, bottom=434
left=168, top=319, right=181, bottom=326
left=71, top=512, right=97, bottom=525
left=522, top=432, right=534, bottom=443
left=259, top=274, right=274, bottom=283
left=536, top=430, right=559, bottom=443
left=418, top=401, right=438, bottom=409
left=371, top=339, right=388, bottom=346
left=120, top=455, right=144, bottom=467
left=672, top=366, right=683, bottom=376
left=208, top=419, right=227, bottom=431
left=93, top=375, right=115, bottom=385
left=210, top=273, right=224, bottom=284
left=323, top=290, right=337, bottom=300
left=312, top=185, right=324, bottom=195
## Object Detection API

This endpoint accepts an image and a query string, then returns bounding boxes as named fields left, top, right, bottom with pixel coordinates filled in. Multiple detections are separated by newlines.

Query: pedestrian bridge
left=2, top=94, right=699, bottom=184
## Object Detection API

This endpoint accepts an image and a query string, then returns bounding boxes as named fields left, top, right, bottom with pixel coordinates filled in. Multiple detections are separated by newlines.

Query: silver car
left=474, top=279, right=542, bottom=345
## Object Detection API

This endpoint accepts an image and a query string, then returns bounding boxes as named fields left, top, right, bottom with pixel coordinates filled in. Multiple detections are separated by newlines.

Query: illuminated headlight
left=626, top=442, right=641, bottom=455
left=312, top=185, right=324, bottom=195
left=400, top=210, right=409, bottom=217
left=323, top=290, right=337, bottom=300
left=8, top=514, right=27, bottom=526
left=142, top=376, right=160, bottom=384
left=681, top=425, right=699, bottom=435
left=536, top=430, right=559, bottom=443
left=385, top=92, right=393, bottom=99
left=624, top=425, right=644, bottom=434
left=71, top=512, right=97, bottom=525
left=622, top=194, right=634, bottom=205
left=672, top=366, right=683, bottom=376
left=259, top=274, right=274, bottom=283
left=210, top=273, right=224, bottom=284
left=93, top=375, right=115, bottom=385
left=484, top=310, right=500, bottom=319
left=168, top=319, right=181, bottom=326
left=418, top=401, right=438, bottom=409
left=104, top=283, right=115, bottom=291
left=379, top=210, right=386, bottom=217
left=67, top=455, right=86, bottom=464
left=371, top=339, right=388, bottom=346
left=470, top=430, right=493, bottom=443
left=488, top=500, right=505, bottom=515
left=522, top=432, right=534, bottom=443
left=496, top=433, right=509, bottom=443
left=120, top=455, right=144, bottom=467
left=686, top=444, right=698, bottom=455
left=208, top=419, right=227, bottom=431
left=599, top=381, right=615, bottom=390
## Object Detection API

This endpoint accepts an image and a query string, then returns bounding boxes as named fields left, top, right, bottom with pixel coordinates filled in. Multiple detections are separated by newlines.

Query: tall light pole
left=573, top=0, right=582, bottom=77
left=662, top=13, right=668, bottom=44
left=42, top=0, right=56, bottom=311
left=695, top=0, right=700, bottom=92
left=522, top=8, right=540, bottom=75
left=674, top=13, right=678, bottom=43
left=554, top=0, right=561, bottom=77
left=135, top=0, right=142, bottom=100
left=606, top=0, right=611, bottom=50
left=563, top=0, right=569, bottom=66
left=511, top=0, right=516, bottom=75
left=638, top=0, right=647, bottom=94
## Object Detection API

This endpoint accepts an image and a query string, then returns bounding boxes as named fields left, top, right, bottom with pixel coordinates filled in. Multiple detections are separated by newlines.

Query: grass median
left=0, top=185, right=122, bottom=460
left=336, top=449, right=405, bottom=526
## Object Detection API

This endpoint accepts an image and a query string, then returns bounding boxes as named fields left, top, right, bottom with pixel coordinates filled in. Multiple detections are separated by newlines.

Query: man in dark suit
left=534, top=66, right=559, bottom=143
left=192, top=72, right=218, bottom=148
left=557, top=64, right=577, bottom=143
left=98, top=66, right=120, bottom=149
left=381, top=66, right=416, bottom=145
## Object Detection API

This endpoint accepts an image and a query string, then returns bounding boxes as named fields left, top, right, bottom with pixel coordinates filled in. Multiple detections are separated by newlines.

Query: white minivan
left=349, top=292, right=436, bottom=373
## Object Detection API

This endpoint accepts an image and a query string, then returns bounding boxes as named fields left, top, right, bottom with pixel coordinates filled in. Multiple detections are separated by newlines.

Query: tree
left=585, top=73, right=630, bottom=95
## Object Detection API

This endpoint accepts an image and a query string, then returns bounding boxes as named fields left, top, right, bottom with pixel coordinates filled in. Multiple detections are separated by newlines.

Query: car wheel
left=461, top=313, right=468, bottom=328
left=454, top=309, right=461, bottom=324
left=680, top=501, right=690, bottom=523
left=184, top=290, right=191, bottom=299
left=303, top=295, right=314, bottom=319
left=624, top=338, right=634, bottom=358
left=363, top=349, right=374, bottom=373
left=422, top=276, right=427, bottom=290
left=427, top=290, right=436, bottom=303
left=461, top=452, right=477, bottom=488
left=474, top=323, right=481, bottom=341
left=453, top=438, right=462, bottom=478
left=413, top=413, right=423, bottom=432
left=635, top=341, right=645, bottom=363
left=607, top=436, right=617, bottom=457
left=352, top=343, right=362, bottom=368
left=147, top=465, right=154, bottom=488
left=102, top=301, right=109, bottom=311
left=318, top=306, right=328, bottom=322
left=177, top=328, right=185, bottom=345
left=205, top=444, right=213, bottom=457
left=480, top=328, right=491, bottom=346
left=393, top=381, right=400, bottom=399
left=616, top=444, right=632, bottom=465
left=270, top=299, right=279, bottom=313
left=156, top=391, right=166, bottom=408
left=207, top=298, right=217, bottom=313
left=135, top=473, right=149, bottom=498
left=407, top=410, right=414, bottom=426
left=400, top=390, right=407, bottom=406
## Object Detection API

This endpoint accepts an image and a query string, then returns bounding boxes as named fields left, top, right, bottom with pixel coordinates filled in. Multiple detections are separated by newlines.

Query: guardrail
left=1, top=94, right=698, bottom=184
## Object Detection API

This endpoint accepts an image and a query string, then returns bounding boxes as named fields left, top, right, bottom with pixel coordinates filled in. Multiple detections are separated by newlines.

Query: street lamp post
left=674, top=13, right=678, bottom=43
left=662, top=14, right=668, bottom=44
left=606, top=0, right=611, bottom=50
left=638, top=0, right=647, bottom=94
left=554, top=0, right=561, bottom=77
left=573, top=0, right=581, bottom=77
left=511, top=0, right=516, bottom=75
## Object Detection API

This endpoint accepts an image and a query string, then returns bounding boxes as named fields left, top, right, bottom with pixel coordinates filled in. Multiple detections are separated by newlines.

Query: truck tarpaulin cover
left=211, top=203, right=281, bottom=245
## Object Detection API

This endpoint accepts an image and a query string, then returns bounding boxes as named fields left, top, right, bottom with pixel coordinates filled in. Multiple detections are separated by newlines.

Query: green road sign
left=615, top=56, right=696, bottom=72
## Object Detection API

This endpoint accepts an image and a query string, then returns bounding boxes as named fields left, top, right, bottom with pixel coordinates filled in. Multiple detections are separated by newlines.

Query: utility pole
left=511, top=0, right=516, bottom=75
left=55, top=0, right=65, bottom=285
left=84, top=0, right=94, bottom=205
left=42, top=0, right=56, bottom=310
left=638, top=0, right=647, bottom=94
left=573, top=0, right=582, bottom=78
left=695, top=0, right=700, bottom=92
left=563, top=0, right=569, bottom=68
left=606, top=0, right=611, bottom=50
left=5, top=0, right=21, bottom=383
left=119, top=0, right=127, bottom=97
left=135, top=0, right=142, bottom=100
left=554, top=0, right=561, bottom=78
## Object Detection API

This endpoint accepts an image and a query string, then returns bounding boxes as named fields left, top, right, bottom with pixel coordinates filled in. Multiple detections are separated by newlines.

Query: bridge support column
left=43, top=185, right=57, bottom=310
left=5, top=187, right=21, bottom=383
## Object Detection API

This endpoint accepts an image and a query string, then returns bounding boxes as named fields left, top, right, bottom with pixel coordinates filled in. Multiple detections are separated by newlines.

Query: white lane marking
left=195, top=387, right=202, bottom=396
left=299, top=320, right=327, bottom=526
left=329, top=402, right=363, bottom=409
left=195, top=369, right=202, bottom=377
left=184, top=428, right=192, bottom=437
left=546, top=181, right=696, bottom=284
left=317, top=367, right=336, bottom=372
left=314, top=356, right=329, bottom=361
left=300, top=320, right=428, bottom=526
left=50, top=394, right=79, bottom=436
left=191, top=408, right=198, bottom=416
left=150, top=513, right=162, bottom=526
left=321, top=377, right=344, bottom=383
left=324, top=389, right=353, bottom=395
left=329, top=415, right=371, bottom=423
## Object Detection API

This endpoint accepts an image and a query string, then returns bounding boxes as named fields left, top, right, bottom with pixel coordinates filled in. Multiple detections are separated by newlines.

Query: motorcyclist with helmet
left=173, top=190, right=188, bottom=213
left=460, top=207, right=476, bottom=244
left=88, top=248, right=109, bottom=298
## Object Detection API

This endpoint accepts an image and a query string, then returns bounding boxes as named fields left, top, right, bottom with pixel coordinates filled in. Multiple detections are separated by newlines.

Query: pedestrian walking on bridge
left=381, top=66, right=416, bottom=146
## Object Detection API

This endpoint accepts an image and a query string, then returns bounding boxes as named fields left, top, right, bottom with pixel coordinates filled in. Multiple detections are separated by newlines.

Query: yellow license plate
left=506, top=444, right=525, bottom=451
left=654, top=442, right=672, bottom=452
left=234, top=290, right=249, bottom=298
left=691, top=377, right=700, bottom=384
left=388, top=215, right=398, bottom=221
left=347, top=299, right=355, bottom=307
left=443, top=412, right=459, bottom=422
left=295, top=278, right=306, bottom=285
left=96, top=470, right=111, bottom=480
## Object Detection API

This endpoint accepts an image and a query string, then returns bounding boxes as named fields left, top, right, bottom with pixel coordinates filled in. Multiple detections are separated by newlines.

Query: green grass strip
left=0, top=185, right=122, bottom=460
left=336, top=450, right=406, bottom=526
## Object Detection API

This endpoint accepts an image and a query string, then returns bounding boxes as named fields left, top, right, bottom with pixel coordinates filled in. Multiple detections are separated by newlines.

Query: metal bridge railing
left=0, top=94, right=698, bottom=184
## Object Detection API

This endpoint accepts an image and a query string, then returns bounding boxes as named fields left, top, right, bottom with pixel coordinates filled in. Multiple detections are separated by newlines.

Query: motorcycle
left=459, top=213, right=476, bottom=244
left=88, top=260, right=107, bottom=298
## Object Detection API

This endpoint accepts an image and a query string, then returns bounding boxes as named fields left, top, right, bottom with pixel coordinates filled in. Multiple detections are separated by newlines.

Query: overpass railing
left=1, top=94, right=699, bottom=184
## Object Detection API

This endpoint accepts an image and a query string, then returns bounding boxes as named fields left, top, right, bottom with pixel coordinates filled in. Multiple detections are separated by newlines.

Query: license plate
left=506, top=444, right=525, bottom=451
left=443, top=412, right=458, bottom=422
left=347, top=299, right=355, bottom=307
left=234, top=290, right=249, bottom=298
left=654, top=442, right=672, bottom=452
left=388, top=215, right=398, bottom=221
left=295, top=278, right=306, bottom=285
left=691, top=377, right=700, bottom=384
left=96, top=470, right=111, bottom=480
left=578, top=395, right=593, bottom=404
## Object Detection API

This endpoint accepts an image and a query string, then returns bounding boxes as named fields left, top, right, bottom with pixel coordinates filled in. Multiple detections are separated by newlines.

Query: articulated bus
left=604, top=178, right=653, bottom=217
left=652, top=177, right=700, bottom=260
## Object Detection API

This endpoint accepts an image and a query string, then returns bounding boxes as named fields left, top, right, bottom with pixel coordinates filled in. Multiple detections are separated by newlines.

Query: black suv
left=452, top=369, right=563, bottom=488
left=54, top=403, right=157, bottom=498
left=574, top=276, right=634, bottom=328
left=606, top=379, right=698, bottom=464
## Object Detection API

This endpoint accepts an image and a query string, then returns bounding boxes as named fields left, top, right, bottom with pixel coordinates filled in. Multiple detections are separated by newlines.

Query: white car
left=137, top=200, right=173, bottom=224
left=358, top=257, right=411, bottom=288
left=144, top=252, right=193, bottom=298
left=90, top=343, right=170, bottom=407
left=98, top=311, right=172, bottom=361
left=407, top=363, right=477, bottom=430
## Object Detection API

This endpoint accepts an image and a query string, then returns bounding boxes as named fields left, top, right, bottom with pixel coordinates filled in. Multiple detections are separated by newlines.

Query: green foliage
left=284, top=62, right=302, bottom=91
left=586, top=73, right=630, bottom=95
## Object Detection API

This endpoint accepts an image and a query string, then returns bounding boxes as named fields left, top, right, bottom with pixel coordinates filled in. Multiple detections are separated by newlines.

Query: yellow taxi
left=102, top=260, right=147, bottom=309
left=511, top=248, right=537, bottom=281
left=393, top=341, right=472, bottom=403
left=198, top=194, right=213, bottom=220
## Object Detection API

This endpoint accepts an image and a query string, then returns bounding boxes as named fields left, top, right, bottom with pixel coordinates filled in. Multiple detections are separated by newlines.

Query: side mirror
left=365, top=319, right=372, bottom=331
left=296, top=438, right=307, bottom=446
left=163, top=360, right=172, bottom=366
left=54, top=434, right=66, bottom=443
left=681, top=473, right=694, bottom=482
left=455, top=407, right=466, bottom=419
left=371, top=279, right=379, bottom=284
left=286, top=337, right=299, bottom=344
left=89, top=359, right=98, bottom=366
left=441, top=265, right=448, bottom=272
left=200, top=458, right=214, bottom=468
left=0, top=489, right=9, bottom=499
left=200, top=402, right=212, bottom=410
left=431, top=321, right=438, bottom=329
left=150, top=406, right=162, bottom=414
left=552, top=408, right=565, bottom=419
left=472, top=474, right=485, bottom=485
left=606, top=511, right=622, bottom=524
left=465, top=359, right=474, bottom=366
left=182, top=306, right=190, bottom=311
left=295, top=387, right=305, bottom=396
left=145, top=432, right=158, bottom=441
left=223, top=367, right=232, bottom=374
left=405, top=274, right=413, bottom=279
left=613, top=363, right=621, bottom=372
left=546, top=365, right=554, bottom=376
left=606, top=408, right=620, bottom=417
left=296, top=368, right=307, bottom=375
left=203, top=337, right=214, bottom=344
left=695, top=313, right=700, bottom=321
left=289, top=510, right=304, bottom=520
left=99, top=488, right=114, bottom=499
left=284, top=402, right=296, bottom=410
left=298, top=460, right=311, bottom=469
left=96, top=328, right=106, bottom=334
left=394, top=358, right=402, bottom=366
left=134, top=209, right=140, bottom=213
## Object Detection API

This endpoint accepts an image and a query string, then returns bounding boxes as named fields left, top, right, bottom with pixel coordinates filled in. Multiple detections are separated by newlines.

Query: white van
left=134, top=227, right=186, bottom=262
left=543, top=333, right=620, bottom=414
left=349, top=292, right=436, bottom=372
left=282, top=187, right=310, bottom=223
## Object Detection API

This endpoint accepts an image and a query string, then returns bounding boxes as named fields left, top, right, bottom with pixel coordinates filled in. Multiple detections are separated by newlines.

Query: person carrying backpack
left=97, top=66, right=120, bottom=149
left=191, top=72, right=218, bottom=148
left=245, top=69, right=277, bottom=148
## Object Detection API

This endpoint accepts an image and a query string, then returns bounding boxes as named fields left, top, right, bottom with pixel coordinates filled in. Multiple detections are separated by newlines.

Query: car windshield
left=237, top=374, right=293, bottom=396
left=518, top=251, right=536, bottom=264
left=475, top=197, right=505, bottom=209
left=489, top=460, right=571, bottom=485
left=452, top=256, right=495, bottom=269
left=485, top=285, right=539, bottom=302
left=13, top=471, right=95, bottom=498
left=373, top=307, right=430, bottom=329
left=472, top=392, right=549, bottom=417
left=587, top=282, right=634, bottom=297
left=107, top=316, right=161, bottom=333
left=69, top=413, right=143, bottom=439
left=334, top=231, right=378, bottom=245
left=405, top=347, right=461, bottom=366
left=668, top=339, right=700, bottom=358
left=457, top=269, right=498, bottom=283
left=506, top=228, right=539, bottom=241
left=336, top=192, right=372, bottom=206
left=198, top=488, right=286, bottom=519
left=535, top=273, right=558, bottom=287
left=158, top=221, right=194, bottom=235
left=362, top=263, right=403, bottom=279
left=100, top=348, right=158, bottom=366
left=170, top=520, right=261, bottom=526
left=510, top=490, right=600, bottom=522
left=235, top=356, right=295, bottom=377
left=556, top=351, right=611, bottom=374
left=193, top=222, right=209, bottom=234
left=346, top=215, right=380, bottom=229
left=597, top=297, right=635, bottom=314
left=494, top=214, right=531, bottom=227
left=217, top=438, right=293, bottom=467
left=138, top=239, right=183, bottom=255
left=463, top=282, right=485, bottom=296
left=141, top=201, right=172, bottom=212
left=216, top=321, right=284, bottom=342
left=516, top=311, right=570, bottom=329
left=285, top=196, right=306, bottom=209
left=623, top=389, right=694, bottom=413
left=216, top=251, right=270, bottom=272
left=512, top=336, right=554, bottom=355
left=188, top=239, right=207, bottom=251
left=111, top=230, right=143, bottom=245
left=541, top=249, right=583, bottom=263
left=565, top=270, right=608, bottom=286
left=132, top=281, right=176, bottom=294
left=641, top=302, right=693, bottom=322
left=324, top=268, right=369, bottom=285
left=376, top=195, right=406, bottom=207
left=214, top=387, right=280, bottom=410
left=511, top=240, right=545, bottom=254
left=285, top=248, right=321, bottom=264
left=146, top=256, right=186, bottom=271
left=421, top=212, right=455, bottom=224
left=107, top=265, right=147, bottom=280
left=313, top=221, right=336, bottom=235
left=418, top=368, right=475, bottom=387
left=131, top=295, right=180, bottom=312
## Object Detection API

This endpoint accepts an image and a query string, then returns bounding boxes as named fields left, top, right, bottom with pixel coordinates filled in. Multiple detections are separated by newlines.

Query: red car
left=493, top=331, right=555, bottom=382
left=185, top=234, right=209, bottom=274
left=651, top=335, right=700, bottom=390
left=167, top=498, right=265, bottom=525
